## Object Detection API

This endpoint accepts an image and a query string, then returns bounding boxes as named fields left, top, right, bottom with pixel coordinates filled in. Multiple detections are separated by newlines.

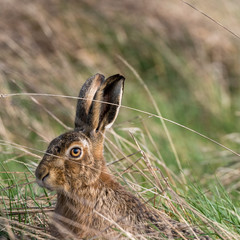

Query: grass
left=0, top=0, right=240, bottom=239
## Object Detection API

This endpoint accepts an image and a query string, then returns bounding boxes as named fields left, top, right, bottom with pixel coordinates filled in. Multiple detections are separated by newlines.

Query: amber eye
left=70, top=147, right=82, bottom=158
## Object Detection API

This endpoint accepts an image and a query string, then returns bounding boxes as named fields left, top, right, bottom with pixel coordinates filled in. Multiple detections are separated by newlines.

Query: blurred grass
left=0, top=0, right=240, bottom=239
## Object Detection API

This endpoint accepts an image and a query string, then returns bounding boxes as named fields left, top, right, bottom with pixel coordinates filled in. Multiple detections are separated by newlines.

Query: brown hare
left=35, top=74, right=211, bottom=239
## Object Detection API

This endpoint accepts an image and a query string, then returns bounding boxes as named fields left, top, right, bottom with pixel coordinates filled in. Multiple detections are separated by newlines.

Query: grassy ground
left=0, top=0, right=240, bottom=239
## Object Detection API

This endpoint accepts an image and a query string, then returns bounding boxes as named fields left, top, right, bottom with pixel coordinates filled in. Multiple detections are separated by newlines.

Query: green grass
left=1, top=0, right=240, bottom=239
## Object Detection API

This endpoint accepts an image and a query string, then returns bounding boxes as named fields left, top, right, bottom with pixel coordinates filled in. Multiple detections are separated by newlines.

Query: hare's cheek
left=45, top=169, right=66, bottom=191
left=53, top=158, right=65, bottom=168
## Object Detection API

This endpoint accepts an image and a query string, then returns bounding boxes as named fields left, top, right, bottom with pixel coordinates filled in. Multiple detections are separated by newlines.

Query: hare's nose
left=41, top=172, right=50, bottom=182
left=35, top=165, right=50, bottom=182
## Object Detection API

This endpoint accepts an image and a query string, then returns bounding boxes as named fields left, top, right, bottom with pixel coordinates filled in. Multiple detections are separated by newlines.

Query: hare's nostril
left=42, top=172, right=50, bottom=182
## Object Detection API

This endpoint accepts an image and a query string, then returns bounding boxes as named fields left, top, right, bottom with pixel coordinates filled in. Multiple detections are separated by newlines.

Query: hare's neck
left=96, top=165, right=120, bottom=189
left=55, top=166, right=119, bottom=218
left=55, top=186, right=101, bottom=227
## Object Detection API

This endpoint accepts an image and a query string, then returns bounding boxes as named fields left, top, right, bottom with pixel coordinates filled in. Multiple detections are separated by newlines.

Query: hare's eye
left=70, top=147, right=82, bottom=158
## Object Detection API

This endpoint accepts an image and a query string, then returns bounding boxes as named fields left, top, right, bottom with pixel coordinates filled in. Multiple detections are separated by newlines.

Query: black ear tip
left=114, top=74, right=125, bottom=81
left=117, top=74, right=125, bottom=87
left=105, top=74, right=125, bottom=85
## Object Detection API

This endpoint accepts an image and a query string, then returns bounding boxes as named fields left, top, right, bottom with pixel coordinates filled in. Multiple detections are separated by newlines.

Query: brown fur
left=35, top=74, right=211, bottom=239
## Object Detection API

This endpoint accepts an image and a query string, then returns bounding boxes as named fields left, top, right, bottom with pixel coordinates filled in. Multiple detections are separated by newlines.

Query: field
left=0, top=0, right=240, bottom=239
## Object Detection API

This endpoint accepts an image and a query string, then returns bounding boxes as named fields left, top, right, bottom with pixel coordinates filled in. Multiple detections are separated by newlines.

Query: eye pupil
left=73, top=149, right=79, bottom=154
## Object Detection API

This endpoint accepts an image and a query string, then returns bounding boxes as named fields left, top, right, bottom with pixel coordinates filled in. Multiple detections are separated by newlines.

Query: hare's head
left=35, top=74, right=124, bottom=193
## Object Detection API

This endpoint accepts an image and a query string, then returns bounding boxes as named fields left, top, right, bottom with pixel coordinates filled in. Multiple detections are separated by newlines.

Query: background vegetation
left=0, top=0, right=240, bottom=239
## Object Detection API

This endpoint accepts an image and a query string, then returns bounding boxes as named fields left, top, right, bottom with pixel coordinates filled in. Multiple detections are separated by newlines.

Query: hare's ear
left=74, top=73, right=105, bottom=130
left=89, top=74, right=125, bottom=132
